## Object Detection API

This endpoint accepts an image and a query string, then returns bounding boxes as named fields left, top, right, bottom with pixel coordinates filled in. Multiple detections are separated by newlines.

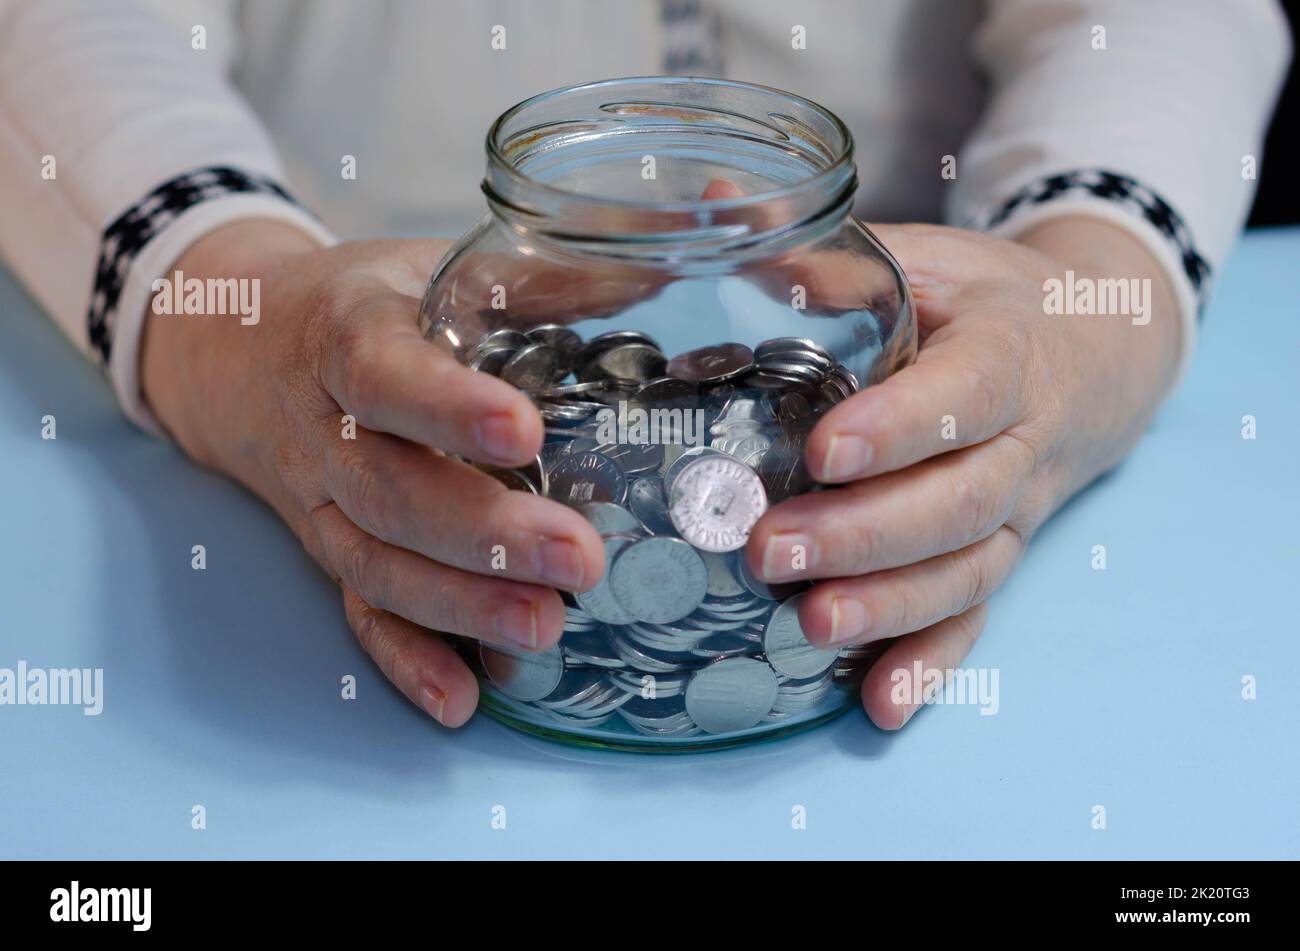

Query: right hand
left=140, top=219, right=607, bottom=726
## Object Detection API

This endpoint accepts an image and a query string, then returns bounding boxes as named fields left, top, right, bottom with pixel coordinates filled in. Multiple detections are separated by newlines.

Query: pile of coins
left=458, top=325, right=883, bottom=739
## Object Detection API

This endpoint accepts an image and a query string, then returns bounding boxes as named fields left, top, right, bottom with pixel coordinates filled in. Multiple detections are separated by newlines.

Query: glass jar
left=419, top=77, right=915, bottom=752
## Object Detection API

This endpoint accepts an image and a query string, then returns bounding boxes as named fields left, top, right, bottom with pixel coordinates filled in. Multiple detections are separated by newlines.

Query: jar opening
left=482, top=77, right=857, bottom=256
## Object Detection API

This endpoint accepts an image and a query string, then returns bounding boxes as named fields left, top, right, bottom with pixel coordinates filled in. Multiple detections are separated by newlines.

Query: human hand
left=745, top=217, right=1182, bottom=729
left=140, top=220, right=612, bottom=726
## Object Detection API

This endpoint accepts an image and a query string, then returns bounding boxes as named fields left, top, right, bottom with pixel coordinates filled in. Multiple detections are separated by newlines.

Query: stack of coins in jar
left=421, top=77, right=914, bottom=750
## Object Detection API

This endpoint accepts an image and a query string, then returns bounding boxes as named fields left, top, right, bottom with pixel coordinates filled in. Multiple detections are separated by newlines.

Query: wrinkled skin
left=143, top=211, right=1178, bottom=730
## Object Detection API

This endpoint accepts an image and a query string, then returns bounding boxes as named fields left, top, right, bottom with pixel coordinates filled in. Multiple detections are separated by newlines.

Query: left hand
left=745, top=217, right=1182, bottom=729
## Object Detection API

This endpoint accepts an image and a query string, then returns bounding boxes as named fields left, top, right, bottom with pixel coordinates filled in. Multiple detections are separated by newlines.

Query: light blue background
left=1, top=230, right=1297, bottom=859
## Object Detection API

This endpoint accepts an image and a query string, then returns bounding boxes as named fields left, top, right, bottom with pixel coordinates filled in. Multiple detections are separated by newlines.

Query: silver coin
left=819, top=374, right=855, bottom=405
left=539, top=402, right=598, bottom=423
left=663, top=445, right=733, bottom=496
left=698, top=595, right=770, bottom=619
left=598, top=441, right=664, bottom=475
left=831, top=364, right=860, bottom=393
left=609, top=536, right=708, bottom=624
left=548, top=451, right=628, bottom=507
left=684, top=657, right=780, bottom=734
left=627, top=477, right=676, bottom=535
left=611, top=670, right=690, bottom=699
left=756, top=434, right=813, bottom=503
left=589, top=343, right=667, bottom=384
left=755, top=337, right=834, bottom=367
left=714, top=394, right=776, bottom=425
left=631, top=376, right=698, bottom=407
left=560, top=436, right=602, bottom=455
left=471, top=329, right=529, bottom=356
left=525, top=324, right=583, bottom=365
left=623, top=623, right=699, bottom=654
left=689, top=633, right=756, bottom=660
left=607, top=627, right=688, bottom=673
left=479, top=643, right=564, bottom=702
left=699, top=551, right=747, bottom=598
left=574, top=535, right=638, bottom=625
left=578, top=502, right=642, bottom=537
left=669, top=455, right=768, bottom=553
left=468, top=346, right=515, bottom=376
left=617, top=695, right=697, bottom=732
left=534, top=671, right=608, bottom=709
left=665, top=343, right=756, bottom=385
left=542, top=708, right=620, bottom=727
left=532, top=381, right=607, bottom=399
left=501, top=342, right=561, bottom=389
left=576, top=330, right=661, bottom=368
left=561, top=631, right=626, bottom=670
left=713, top=433, right=773, bottom=462
left=631, top=617, right=713, bottom=640
left=758, top=361, right=824, bottom=384
left=763, top=594, right=838, bottom=679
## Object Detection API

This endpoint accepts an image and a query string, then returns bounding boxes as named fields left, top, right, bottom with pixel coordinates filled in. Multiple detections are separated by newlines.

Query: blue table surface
left=1, top=230, right=1297, bottom=860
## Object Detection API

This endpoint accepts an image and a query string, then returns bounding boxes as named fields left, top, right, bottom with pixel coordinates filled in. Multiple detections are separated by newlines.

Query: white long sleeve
left=948, top=0, right=1292, bottom=383
left=0, top=0, right=334, bottom=435
left=1, top=0, right=1291, bottom=434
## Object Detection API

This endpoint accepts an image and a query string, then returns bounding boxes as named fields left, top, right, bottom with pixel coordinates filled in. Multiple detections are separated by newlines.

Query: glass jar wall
left=420, top=77, right=915, bottom=751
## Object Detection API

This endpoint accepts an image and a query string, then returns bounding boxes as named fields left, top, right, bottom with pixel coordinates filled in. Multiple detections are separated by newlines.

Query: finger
left=749, top=434, right=1032, bottom=581
left=322, top=428, right=604, bottom=590
left=860, top=602, right=988, bottom=730
left=314, top=502, right=566, bottom=651
left=804, top=322, right=1033, bottom=483
left=862, top=222, right=1005, bottom=292
left=318, top=291, right=544, bottom=467
left=342, top=585, right=479, bottom=727
left=798, top=527, right=1022, bottom=647
left=701, top=178, right=745, bottom=200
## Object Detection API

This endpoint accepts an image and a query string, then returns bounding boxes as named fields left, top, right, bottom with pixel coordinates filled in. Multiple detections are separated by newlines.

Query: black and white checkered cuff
left=979, top=169, right=1212, bottom=319
left=87, top=166, right=311, bottom=364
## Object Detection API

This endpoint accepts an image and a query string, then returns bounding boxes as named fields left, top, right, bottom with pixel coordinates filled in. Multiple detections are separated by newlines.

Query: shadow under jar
left=419, top=76, right=916, bottom=752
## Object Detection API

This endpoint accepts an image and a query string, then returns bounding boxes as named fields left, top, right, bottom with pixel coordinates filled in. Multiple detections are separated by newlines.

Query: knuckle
left=947, top=466, right=1000, bottom=543
left=350, top=607, right=400, bottom=684
left=347, top=596, right=384, bottom=652
left=344, top=451, right=399, bottom=541
left=884, top=573, right=927, bottom=634
left=427, top=572, right=475, bottom=636
left=842, top=514, right=877, bottom=571
left=1011, top=478, right=1053, bottom=541
left=338, top=528, right=390, bottom=608
left=962, top=360, right=1002, bottom=430
left=950, top=545, right=990, bottom=614
left=329, top=321, right=380, bottom=413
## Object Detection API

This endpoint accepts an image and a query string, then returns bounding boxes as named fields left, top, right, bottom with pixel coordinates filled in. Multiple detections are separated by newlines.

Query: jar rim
left=484, top=75, right=856, bottom=216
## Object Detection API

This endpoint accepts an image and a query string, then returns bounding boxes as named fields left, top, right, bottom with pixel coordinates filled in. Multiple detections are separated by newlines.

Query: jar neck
left=481, top=77, right=858, bottom=261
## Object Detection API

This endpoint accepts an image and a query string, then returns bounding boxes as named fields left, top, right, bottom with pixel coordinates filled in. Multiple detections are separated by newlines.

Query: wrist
left=1012, top=215, right=1185, bottom=502
left=1014, top=215, right=1183, bottom=394
left=140, top=218, right=322, bottom=466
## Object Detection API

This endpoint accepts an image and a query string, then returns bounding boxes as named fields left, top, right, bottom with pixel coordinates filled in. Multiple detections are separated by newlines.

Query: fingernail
left=537, top=538, right=585, bottom=590
left=820, top=433, right=871, bottom=481
left=761, top=532, right=816, bottom=581
left=494, top=600, right=539, bottom=649
left=420, top=684, right=447, bottom=723
left=829, top=596, right=870, bottom=644
left=475, top=413, right=521, bottom=463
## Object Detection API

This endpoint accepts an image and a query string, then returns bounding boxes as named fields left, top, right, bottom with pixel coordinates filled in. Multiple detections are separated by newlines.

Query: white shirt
left=0, top=0, right=1290, bottom=434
